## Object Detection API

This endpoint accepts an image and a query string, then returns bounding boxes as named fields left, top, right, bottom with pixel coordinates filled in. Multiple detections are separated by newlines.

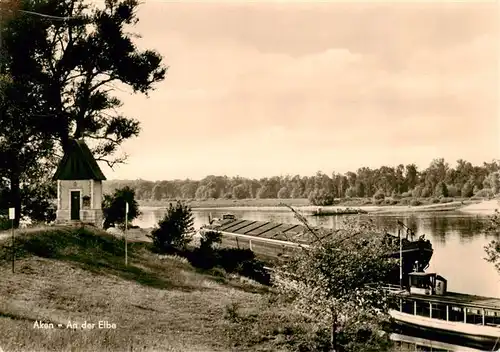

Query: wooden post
left=414, top=301, right=417, bottom=315
left=400, top=298, right=403, bottom=312
left=429, top=302, right=432, bottom=318
left=249, top=239, right=253, bottom=251
left=464, top=307, right=467, bottom=323
left=236, top=236, right=240, bottom=249
left=446, top=305, right=449, bottom=321
left=124, top=202, right=128, bottom=266
left=482, top=308, right=485, bottom=326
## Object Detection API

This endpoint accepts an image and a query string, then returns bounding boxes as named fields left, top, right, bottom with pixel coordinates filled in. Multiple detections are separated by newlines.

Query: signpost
left=398, top=228, right=403, bottom=289
left=124, top=202, right=128, bottom=266
left=9, top=208, right=15, bottom=273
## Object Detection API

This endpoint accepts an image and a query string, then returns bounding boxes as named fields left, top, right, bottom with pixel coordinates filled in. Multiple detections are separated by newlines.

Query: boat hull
left=390, top=310, right=500, bottom=350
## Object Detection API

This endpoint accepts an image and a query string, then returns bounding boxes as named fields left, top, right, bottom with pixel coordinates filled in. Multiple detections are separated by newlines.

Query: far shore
left=138, top=197, right=499, bottom=215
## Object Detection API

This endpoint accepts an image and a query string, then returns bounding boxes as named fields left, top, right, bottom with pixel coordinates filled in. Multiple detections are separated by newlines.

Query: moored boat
left=201, top=214, right=433, bottom=285
left=388, top=272, right=500, bottom=351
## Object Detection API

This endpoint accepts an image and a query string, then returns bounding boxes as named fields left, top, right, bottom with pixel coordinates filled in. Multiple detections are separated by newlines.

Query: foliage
left=148, top=201, right=194, bottom=253
left=373, top=189, right=385, bottom=200
left=274, top=211, right=398, bottom=352
left=435, top=182, right=448, bottom=198
left=0, top=215, right=11, bottom=231
left=102, top=186, right=141, bottom=229
left=21, top=180, right=57, bottom=224
left=103, top=159, right=500, bottom=204
left=461, top=181, right=474, bottom=198
left=0, top=0, right=166, bottom=227
left=199, top=230, right=222, bottom=251
left=485, top=209, right=500, bottom=274
left=308, top=188, right=335, bottom=206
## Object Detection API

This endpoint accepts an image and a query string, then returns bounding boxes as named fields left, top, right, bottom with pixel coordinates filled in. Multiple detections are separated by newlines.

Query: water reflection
left=136, top=207, right=500, bottom=297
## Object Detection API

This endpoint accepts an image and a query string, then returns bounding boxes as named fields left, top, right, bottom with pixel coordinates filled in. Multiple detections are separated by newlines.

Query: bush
left=401, top=191, right=412, bottom=198
left=102, top=186, right=141, bottom=229
left=410, top=199, right=422, bottom=206
left=447, top=185, right=459, bottom=197
left=431, top=198, right=440, bottom=204
left=434, top=182, right=448, bottom=198
left=373, top=190, right=385, bottom=200
left=0, top=215, right=11, bottom=231
left=461, top=182, right=474, bottom=198
left=308, top=189, right=334, bottom=206
left=188, top=246, right=271, bottom=285
left=200, top=230, right=222, bottom=251
left=475, top=188, right=494, bottom=198
left=440, top=197, right=453, bottom=203
left=148, top=201, right=194, bottom=253
left=391, top=192, right=402, bottom=199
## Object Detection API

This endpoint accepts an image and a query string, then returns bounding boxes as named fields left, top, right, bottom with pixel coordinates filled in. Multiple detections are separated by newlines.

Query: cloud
left=109, top=2, right=499, bottom=179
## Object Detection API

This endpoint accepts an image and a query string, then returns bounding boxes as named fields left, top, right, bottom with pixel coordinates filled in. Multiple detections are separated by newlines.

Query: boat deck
left=407, top=292, right=500, bottom=310
left=206, top=218, right=411, bottom=246
left=207, top=219, right=325, bottom=244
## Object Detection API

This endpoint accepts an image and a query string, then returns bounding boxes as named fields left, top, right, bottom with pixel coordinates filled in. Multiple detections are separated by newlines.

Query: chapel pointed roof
left=52, top=139, right=106, bottom=181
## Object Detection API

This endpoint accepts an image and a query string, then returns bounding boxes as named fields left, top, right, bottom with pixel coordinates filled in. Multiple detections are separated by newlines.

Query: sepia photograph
left=0, top=0, right=499, bottom=351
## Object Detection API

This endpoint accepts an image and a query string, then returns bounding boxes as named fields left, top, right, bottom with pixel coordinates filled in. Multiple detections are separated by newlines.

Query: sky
left=105, top=1, right=499, bottom=181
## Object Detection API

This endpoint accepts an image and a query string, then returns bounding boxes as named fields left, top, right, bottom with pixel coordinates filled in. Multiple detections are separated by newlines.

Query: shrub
left=373, top=190, right=385, bottom=200
left=434, top=182, right=448, bottom=198
left=200, top=230, right=222, bottom=251
left=391, top=192, right=402, bottom=199
left=447, top=185, right=459, bottom=197
left=475, top=188, right=494, bottom=198
left=401, top=191, right=412, bottom=198
left=148, top=201, right=194, bottom=253
left=0, top=215, right=10, bottom=231
left=410, top=199, right=422, bottom=206
left=102, top=186, right=141, bottom=229
left=461, top=182, right=474, bottom=198
left=308, top=189, right=334, bottom=206
left=440, top=197, right=453, bottom=203
left=431, top=198, right=440, bottom=204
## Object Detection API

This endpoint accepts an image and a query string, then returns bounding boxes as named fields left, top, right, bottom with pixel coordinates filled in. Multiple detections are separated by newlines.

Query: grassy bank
left=138, top=196, right=481, bottom=209
left=0, top=226, right=313, bottom=352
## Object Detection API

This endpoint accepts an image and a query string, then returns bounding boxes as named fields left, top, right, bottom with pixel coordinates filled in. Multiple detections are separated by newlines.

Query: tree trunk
left=330, top=309, right=338, bottom=352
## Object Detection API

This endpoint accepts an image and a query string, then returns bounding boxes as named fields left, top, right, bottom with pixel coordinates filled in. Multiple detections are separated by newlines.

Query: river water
left=135, top=207, right=500, bottom=298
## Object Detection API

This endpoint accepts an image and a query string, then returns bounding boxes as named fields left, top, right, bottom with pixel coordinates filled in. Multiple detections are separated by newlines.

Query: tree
left=485, top=209, right=500, bottom=274
left=277, top=186, right=290, bottom=199
left=434, top=181, right=448, bottom=198
left=1, top=0, right=166, bottom=227
left=461, top=180, right=474, bottom=198
left=232, top=184, right=249, bottom=199
left=309, top=189, right=334, bottom=206
left=102, top=186, right=140, bottom=229
left=148, top=201, right=194, bottom=253
left=275, top=210, right=397, bottom=352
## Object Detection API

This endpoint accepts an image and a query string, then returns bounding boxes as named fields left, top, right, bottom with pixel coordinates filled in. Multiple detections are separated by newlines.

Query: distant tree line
left=103, top=158, right=500, bottom=205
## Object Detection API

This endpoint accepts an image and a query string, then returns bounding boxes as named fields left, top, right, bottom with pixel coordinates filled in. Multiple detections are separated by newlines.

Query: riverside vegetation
left=104, top=158, right=500, bottom=207
left=0, top=198, right=401, bottom=352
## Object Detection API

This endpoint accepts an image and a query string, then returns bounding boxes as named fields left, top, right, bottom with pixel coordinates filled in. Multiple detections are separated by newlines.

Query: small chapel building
left=53, top=139, right=106, bottom=227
